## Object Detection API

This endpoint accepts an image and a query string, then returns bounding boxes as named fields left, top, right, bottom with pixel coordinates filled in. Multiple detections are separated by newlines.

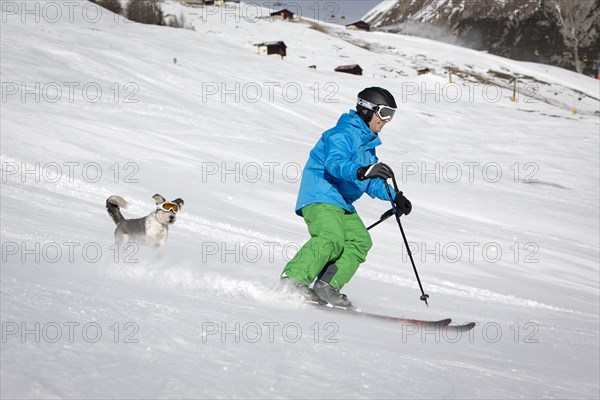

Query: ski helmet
left=356, top=87, right=397, bottom=123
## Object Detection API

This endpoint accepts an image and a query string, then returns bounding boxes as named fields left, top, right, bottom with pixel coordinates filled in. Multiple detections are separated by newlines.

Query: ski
left=445, top=322, right=477, bottom=332
left=308, top=301, right=453, bottom=328
left=308, top=302, right=476, bottom=331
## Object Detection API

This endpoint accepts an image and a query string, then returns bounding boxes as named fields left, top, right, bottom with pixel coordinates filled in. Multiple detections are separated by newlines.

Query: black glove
left=357, top=163, right=393, bottom=181
left=394, top=191, right=412, bottom=216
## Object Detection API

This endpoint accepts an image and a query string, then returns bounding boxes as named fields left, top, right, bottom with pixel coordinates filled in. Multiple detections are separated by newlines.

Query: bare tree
left=94, top=0, right=123, bottom=16
left=165, top=12, right=189, bottom=29
left=549, top=0, right=598, bottom=74
left=126, top=0, right=164, bottom=26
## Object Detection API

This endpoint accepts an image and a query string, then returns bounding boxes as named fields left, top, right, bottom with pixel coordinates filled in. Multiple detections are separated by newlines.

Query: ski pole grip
left=380, top=208, right=395, bottom=220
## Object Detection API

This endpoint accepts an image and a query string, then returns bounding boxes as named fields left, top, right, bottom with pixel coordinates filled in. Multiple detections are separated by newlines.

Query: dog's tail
left=106, top=195, right=128, bottom=225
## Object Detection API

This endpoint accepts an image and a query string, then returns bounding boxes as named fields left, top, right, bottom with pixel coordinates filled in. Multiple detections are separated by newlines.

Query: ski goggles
left=158, top=202, right=180, bottom=213
left=357, top=98, right=396, bottom=121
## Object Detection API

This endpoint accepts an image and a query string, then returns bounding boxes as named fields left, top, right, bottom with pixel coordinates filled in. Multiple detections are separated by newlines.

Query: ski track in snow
left=358, top=269, right=597, bottom=317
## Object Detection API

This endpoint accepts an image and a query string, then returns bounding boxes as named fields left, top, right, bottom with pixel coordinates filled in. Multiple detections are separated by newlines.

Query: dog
left=106, top=194, right=184, bottom=248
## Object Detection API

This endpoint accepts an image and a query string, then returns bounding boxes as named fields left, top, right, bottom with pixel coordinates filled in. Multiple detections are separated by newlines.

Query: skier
left=280, top=87, right=413, bottom=307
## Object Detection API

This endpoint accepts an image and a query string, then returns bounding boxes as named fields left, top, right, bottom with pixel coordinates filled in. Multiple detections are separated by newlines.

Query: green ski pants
left=283, top=203, right=373, bottom=290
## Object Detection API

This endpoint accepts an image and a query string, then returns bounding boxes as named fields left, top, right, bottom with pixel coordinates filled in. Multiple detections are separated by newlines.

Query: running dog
left=106, top=194, right=184, bottom=247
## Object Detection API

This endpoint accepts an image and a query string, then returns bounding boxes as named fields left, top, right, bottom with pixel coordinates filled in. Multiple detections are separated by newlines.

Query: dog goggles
left=158, top=202, right=180, bottom=213
left=357, top=98, right=396, bottom=121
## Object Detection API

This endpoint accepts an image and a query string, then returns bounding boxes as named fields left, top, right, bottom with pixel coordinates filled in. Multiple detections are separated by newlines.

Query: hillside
left=363, top=0, right=600, bottom=76
left=1, top=1, right=599, bottom=398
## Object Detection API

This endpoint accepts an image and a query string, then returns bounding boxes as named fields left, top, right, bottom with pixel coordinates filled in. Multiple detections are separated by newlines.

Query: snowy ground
left=1, top=1, right=599, bottom=399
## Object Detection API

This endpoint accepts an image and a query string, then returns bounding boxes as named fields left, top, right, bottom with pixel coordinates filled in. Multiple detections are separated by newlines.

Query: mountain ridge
left=363, top=0, right=600, bottom=76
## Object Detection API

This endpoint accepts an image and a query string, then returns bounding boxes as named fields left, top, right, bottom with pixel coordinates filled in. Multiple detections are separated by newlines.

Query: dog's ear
left=153, top=194, right=166, bottom=204
left=172, top=198, right=184, bottom=209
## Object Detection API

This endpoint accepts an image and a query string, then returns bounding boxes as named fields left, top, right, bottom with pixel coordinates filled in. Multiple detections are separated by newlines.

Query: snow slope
left=1, top=1, right=599, bottom=398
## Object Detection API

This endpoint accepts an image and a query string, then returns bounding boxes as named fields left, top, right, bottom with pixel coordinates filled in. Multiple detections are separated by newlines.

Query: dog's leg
left=158, top=232, right=167, bottom=248
left=115, top=231, right=130, bottom=247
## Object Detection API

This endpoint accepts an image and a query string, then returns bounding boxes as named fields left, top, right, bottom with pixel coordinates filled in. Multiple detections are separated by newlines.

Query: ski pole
left=366, top=208, right=395, bottom=231
left=382, top=170, right=430, bottom=307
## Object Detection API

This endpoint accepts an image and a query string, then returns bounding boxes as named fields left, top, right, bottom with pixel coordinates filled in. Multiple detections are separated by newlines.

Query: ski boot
left=312, top=280, right=352, bottom=308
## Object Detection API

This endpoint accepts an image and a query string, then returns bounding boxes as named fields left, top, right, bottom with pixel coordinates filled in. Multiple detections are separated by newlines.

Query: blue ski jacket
left=295, top=109, right=394, bottom=216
